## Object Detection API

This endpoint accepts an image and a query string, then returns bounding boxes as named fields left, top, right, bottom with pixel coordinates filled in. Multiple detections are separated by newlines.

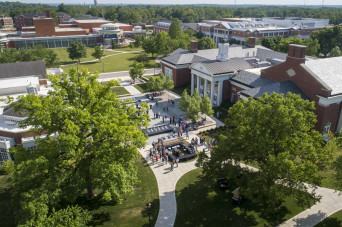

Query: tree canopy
left=168, top=18, right=183, bottom=40
left=198, top=37, right=217, bottom=50
left=91, top=46, right=105, bottom=62
left=67, top=41, right=87, bottom=64
left=197, top=93, right=334, bottom=213
left=129, top=61, right=145, bottom=83
left=8, top=68, right=150, bottom=225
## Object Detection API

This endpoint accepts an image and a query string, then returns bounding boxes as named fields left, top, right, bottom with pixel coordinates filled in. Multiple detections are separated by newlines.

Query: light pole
left=146, top=202, right=151, bottom=227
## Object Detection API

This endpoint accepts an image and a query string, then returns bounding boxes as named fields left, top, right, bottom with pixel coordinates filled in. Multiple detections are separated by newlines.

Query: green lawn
left=111, top=86, right=130, bottom=96
left=175, top=168, right=314, bottom=227
left=62, top=52, right=156, bottom=73
left=0, top=155, right=159, bottom=227
left=116, top=47, right=144, bottom=52
left=53, top=47, right=113, bottom=65
left=172, top=84, right=191, bottom=97
left=315, top=210, right=342, bottom=227
left=134, top=83, right=148, bottom=93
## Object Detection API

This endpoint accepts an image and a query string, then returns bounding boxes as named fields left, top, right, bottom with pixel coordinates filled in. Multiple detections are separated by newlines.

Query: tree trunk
left=85, top=168, right=94, bottom=200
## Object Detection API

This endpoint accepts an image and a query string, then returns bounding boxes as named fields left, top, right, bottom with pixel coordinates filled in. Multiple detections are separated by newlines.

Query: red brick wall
left=34, top=18, right=55, bottom=37
left=162, top=63, right=191, bottom=87
left=74, top=21, right=108, bottom=32
left=119, top=25, right=133, bottom=31
left=55, top=30, right=87, bottom=36
left=260, top=45, right=339, bottom=133
left=0, top=130, right=35, bottom=144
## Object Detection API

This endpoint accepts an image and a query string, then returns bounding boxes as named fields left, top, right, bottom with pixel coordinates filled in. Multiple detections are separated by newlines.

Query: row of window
left=13, top=37, right=100, bottom=49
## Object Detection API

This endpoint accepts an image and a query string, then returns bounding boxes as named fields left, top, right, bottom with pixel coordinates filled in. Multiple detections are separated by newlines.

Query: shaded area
left=175, top=168, right=313, bottom=227
left=76, top=155, right=160, bottom=227
left=0, top=175, right=16, bottom=227
left=315, top=210, right=342, bottom=227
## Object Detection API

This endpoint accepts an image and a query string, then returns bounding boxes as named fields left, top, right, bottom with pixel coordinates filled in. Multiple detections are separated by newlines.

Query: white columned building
left=189, top=40, right=252, bottom=106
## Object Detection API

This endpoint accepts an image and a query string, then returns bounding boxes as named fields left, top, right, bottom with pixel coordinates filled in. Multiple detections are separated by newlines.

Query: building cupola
left=216, top=38, right=230, bottom=62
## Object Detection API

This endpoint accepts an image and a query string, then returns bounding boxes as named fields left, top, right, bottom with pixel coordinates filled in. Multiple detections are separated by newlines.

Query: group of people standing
left=150, top=140, right=179, bottom=172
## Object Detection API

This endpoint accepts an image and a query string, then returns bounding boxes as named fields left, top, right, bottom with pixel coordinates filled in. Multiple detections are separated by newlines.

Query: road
left=98, top=68, right=161, bottom=80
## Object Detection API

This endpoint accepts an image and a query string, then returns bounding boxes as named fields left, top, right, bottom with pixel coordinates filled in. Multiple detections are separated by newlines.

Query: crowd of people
left=150, top=139, right=179, bottom=171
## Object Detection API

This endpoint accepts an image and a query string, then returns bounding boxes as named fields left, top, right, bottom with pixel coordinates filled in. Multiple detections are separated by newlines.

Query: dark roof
left=3, top=103, right=28, bottom=118
left=231, top=70, right=274, bottom=88
left=0, top=61, right=46, bottom=80
left=57, top=12, right=70, bottom=17
left=200, top=58, right=252, bottom=75
left=15, top=13, right=45, bottom=18
left=241, top=80, right=309, bottom=100
left=182, top=23, right=197, bottom=30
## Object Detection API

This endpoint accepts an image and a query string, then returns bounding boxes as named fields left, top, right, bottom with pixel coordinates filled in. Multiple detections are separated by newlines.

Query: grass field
left=0, top=155, right=159, bottom=227
left=62, top=52, right=156, bottom=74
left=111, top=86, right=130, bottom=96
left=53, top=47, right=113, bottom=65
left=175, top=168, right=314, bottom=227
left=133, top=83, right=149, bottom=93
left=315, top=210, right=342, bottom=227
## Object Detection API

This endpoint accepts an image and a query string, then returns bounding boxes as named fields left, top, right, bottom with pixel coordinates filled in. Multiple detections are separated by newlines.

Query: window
left=323, top=123, right=331, bottom=134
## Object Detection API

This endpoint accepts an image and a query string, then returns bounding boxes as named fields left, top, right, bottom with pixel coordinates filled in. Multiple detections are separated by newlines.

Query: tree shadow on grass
left=175, top=172, right=307, bottom=227
left=140, top=197, right=159, bottom=227
left=315, top=216, right=342, bottom=227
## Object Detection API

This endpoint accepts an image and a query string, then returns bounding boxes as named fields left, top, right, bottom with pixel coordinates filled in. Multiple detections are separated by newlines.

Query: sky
left=2, top=0, right=342, bottom=5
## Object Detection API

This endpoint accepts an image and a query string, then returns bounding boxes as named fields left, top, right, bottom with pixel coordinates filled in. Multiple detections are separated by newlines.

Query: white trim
left=161, top=60, right=190, bottom=69
left=317, top=94, right=342, bottom=107
left=230, top=81, right=251, bottom=90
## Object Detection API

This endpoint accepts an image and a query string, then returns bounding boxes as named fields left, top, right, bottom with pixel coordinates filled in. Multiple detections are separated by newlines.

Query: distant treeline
left=1, top=2, right=342, bottom=24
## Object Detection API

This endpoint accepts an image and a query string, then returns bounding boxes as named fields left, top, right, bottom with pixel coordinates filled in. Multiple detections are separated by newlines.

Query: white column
left=196, top=75, right=200, bottom=93
left=191, top=74, right=194, bottom=95
left=210, top=81, right=215, bottom=105
left=217, top=81, right=223, bottom=106
left=204, top=79, right=208, bottom=97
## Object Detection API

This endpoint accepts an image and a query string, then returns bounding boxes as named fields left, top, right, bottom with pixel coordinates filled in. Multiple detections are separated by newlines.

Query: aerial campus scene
left=1, top=0, right=342, bottom=226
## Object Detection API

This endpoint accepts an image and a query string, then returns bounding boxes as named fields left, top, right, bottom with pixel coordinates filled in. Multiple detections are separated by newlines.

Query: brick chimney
left=190, top=40, right=198, bottom=53
left=44, top=8, right=51, bottom=18
left=248, top=37, right=255, bottom=48
left=287, top=44, right=307, bottom=64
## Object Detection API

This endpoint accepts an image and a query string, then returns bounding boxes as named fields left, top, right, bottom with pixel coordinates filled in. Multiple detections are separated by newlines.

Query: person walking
left=186, top=129, right=189, bottom=139
left=156, top=155, right=158, bottom=163
left=176, top=158, right=179, bottom=167
left=170, top=161, right=174, bottom=171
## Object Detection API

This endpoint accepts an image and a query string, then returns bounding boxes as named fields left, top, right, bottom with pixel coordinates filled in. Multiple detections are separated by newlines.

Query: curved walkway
left=138, top=117, right=223, bottom=226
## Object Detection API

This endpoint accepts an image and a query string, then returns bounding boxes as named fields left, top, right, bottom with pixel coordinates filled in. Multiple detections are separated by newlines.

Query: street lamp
left=146, top=202, right=152, bottom=227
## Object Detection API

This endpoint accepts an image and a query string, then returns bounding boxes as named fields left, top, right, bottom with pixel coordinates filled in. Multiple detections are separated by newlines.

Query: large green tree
left=187, top=88, right=202, bottom=121
left=197, top=93, right=333, bottom=213
left=198, top=37, right=217, bottom=50
left=91, top=46, right=105, bottom=62
left=168, top=18, right=183, bottom=39
left=142, top=37, right=158, bottom=57
left=9, top=68, right=150, bottom=225
left=67, top=41, right=87, bottom=69
left=129, top=61, right=145, bottom=83
left=200, top=94, right=214, bottom=118
left=155, top=31, right=172, bottom=56
left=178, top=89, right=191, bottom=112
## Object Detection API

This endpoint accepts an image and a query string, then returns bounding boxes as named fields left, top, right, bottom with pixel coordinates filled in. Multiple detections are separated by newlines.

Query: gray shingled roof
left=162, top=49, right=218, bottom=65
left=304, top=57, right=342, bottom=95
left=200, top=58, right=252, bottom=75
left=241, top=80, right=309, bottom=100
left=231, top=70, right=274, bottom=88
left=15, top=13, right=45, bottom=18
left=256, top=48, right=287, bottom=61
left=0, top=61, right=46, bottom=80
left=182, top=23, right=197, bottom=30
left=3, top=103, right=28, bottom=118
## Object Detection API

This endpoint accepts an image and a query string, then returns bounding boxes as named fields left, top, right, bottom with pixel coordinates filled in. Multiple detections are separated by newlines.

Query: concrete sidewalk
left=138, top=116, right=223, bottom=227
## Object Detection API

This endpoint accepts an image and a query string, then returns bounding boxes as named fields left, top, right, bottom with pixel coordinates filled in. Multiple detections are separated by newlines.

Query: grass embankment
left=175, top=168, right=314, bottom=227
left=315, top=210, right=342, bottom=227
left=0, top=155, right=159, bottom=227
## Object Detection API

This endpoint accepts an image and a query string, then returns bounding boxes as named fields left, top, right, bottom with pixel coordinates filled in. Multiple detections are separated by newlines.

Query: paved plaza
left=129, top=90, right=342, bottom=227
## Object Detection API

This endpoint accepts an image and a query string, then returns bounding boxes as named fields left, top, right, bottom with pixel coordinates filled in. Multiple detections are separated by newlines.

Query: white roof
left=100, top=23, right=119, bottom=28
left=0, top=76, right=39, bottom=89
left=305, top=57, right=342, bottom=95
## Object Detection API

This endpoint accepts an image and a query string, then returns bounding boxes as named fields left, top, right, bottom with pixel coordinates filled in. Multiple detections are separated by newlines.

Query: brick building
left=0, top=15, right=14, bottom=29
left=14, top=12, right=45, bottom=30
